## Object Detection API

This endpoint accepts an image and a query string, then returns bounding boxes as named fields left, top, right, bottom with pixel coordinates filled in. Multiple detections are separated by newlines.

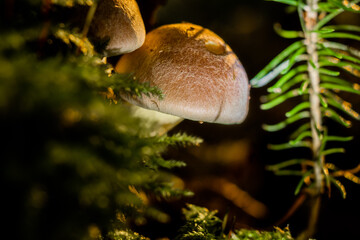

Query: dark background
left=134, top=0, right=360, bottom=239
left=2, top=0, right=359, bottom=239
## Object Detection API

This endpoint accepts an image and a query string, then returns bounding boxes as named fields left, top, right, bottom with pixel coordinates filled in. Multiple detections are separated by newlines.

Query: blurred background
left=133, top=0, right=360, bottom=239
left=2, top=0, right=360, bottom=239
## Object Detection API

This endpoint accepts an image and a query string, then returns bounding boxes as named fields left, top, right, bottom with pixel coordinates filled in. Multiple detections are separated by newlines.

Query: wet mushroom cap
left=115, top=23, right=250, bottom=124
left=91, top=0, right=145, bottom=56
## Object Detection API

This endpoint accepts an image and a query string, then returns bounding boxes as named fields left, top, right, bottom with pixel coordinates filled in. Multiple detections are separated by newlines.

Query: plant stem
left=306, top=0, right=322, bottom=193
left=301, top=0, right=323, bottom=239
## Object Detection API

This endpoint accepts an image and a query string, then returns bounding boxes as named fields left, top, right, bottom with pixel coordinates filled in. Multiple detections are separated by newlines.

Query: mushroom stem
left=130, top=105, right=184, bottom=136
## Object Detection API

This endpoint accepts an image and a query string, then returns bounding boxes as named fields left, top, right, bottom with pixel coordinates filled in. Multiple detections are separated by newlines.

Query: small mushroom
left=116, top=23, right=250, bottom=127
left=90, top=0, right=146, bottom=56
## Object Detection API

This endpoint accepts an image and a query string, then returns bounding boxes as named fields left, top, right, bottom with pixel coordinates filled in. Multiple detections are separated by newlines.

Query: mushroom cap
left=91, top=0, right=145, bottom=57
left=115, top=23, right=250, bottom=124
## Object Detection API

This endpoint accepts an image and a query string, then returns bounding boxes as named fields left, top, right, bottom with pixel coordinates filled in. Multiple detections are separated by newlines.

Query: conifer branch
left=303, top=0, right=323, bottom=237
left=252, top=0, right=360, bottom=238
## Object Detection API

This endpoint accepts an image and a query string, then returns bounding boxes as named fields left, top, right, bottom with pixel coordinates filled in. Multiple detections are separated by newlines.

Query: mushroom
left=90, top=0, right=146, bottom=57
left=115, top=23, right=250, bottom=132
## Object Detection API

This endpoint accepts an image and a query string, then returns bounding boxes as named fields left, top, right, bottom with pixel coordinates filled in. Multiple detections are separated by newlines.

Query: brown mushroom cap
left=115, top=23, right=250, bottom=124
left=91, top=0, right=145, bottom=56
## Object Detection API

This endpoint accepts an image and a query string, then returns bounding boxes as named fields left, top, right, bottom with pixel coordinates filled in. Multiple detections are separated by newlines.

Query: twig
left=298, top=0, right=323, bottom=239
left=275, top=193, right=307, bottom=226
left=76, top=1, right=98, bottom=55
